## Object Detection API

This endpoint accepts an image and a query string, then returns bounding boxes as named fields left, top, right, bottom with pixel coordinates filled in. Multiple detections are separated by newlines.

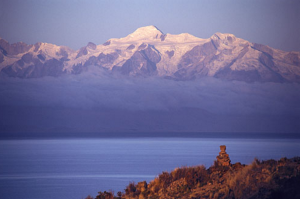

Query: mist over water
left=0, top=66, right=300, bottom=134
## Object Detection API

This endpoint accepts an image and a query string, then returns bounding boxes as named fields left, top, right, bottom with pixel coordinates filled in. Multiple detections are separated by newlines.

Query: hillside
left=87, top=146, right=300, bottom=199
left=1, top=26, right=300, bottom=82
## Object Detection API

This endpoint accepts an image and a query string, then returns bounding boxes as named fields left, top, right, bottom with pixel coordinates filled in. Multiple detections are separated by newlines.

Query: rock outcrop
left=216, top=145, right=231, bottom=166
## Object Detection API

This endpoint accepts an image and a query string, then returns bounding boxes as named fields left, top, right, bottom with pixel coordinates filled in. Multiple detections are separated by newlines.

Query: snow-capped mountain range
left=1, top=25, right=300, bottom=82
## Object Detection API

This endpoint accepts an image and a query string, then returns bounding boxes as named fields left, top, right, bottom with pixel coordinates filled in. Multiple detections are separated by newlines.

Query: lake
left=0, top=136, right=300, bottom=199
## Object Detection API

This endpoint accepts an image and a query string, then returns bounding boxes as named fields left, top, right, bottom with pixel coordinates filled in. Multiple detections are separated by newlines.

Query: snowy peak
left=212, top=32, right=236, bottom=40
left=130, top=25, right=163, bottom=37
left=121, top=25, right=164, bottom=42
left=111, top=25, right=205, bottom=45
left=164, top=33, right=204, bottom=43
left=210, top=32, right=239, bottom=44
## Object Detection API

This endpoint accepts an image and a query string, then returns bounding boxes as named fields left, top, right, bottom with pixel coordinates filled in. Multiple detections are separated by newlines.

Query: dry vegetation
left=86, top=157, right=300, bottom=199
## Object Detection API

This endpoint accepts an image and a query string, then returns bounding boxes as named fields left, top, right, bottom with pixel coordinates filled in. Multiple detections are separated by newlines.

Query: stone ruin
left=216, top=145, right=231, bottom=166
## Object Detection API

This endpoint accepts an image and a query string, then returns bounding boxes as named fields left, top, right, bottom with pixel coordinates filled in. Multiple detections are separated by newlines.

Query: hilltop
left=87, top=146, right=300, bottom=199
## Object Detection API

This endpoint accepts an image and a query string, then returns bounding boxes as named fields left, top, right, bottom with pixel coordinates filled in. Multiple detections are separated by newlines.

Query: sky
left=0, top=0, right=299, bottom=52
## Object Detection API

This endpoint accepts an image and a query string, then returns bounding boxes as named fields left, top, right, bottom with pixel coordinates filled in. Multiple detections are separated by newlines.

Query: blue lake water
left=0, top=137, right=300, bottom=199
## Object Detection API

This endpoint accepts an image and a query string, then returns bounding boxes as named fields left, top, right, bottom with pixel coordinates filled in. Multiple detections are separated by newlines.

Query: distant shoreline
left=1, top=132, right=300, bottom=140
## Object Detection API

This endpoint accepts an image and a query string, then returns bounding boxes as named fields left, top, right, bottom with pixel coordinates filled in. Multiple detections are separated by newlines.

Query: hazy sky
left=0, top=0, right=299, bottom=52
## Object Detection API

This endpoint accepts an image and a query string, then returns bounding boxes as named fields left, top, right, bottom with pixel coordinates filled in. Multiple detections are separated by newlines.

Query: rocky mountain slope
left=1, top=25, right=300, bottom=82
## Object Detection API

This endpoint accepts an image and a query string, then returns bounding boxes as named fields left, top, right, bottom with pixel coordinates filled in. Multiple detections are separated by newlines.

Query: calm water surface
left=0, top=137, right=299, bottom=199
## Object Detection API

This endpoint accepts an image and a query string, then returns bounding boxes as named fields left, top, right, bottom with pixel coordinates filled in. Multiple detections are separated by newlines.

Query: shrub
left=184, top=165, right=209, bottom=188
left=95, top=191, right=114, bottom=199
left=158, top=171, right=172, bottom=189
left=125, top=182, right=137, bottom=195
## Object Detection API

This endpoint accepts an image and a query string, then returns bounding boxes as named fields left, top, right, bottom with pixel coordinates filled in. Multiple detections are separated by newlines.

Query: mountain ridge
left=1, top=26, right=300, bottom=82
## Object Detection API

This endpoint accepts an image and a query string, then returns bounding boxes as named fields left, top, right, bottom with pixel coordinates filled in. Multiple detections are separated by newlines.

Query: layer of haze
left=1, top=66, right=300, bottom=134
left=0, top=0, right=299, bottom=52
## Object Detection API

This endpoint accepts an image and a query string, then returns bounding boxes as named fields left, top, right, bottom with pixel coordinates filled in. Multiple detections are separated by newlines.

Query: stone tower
left=216, top=145, right=231, bottom=166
